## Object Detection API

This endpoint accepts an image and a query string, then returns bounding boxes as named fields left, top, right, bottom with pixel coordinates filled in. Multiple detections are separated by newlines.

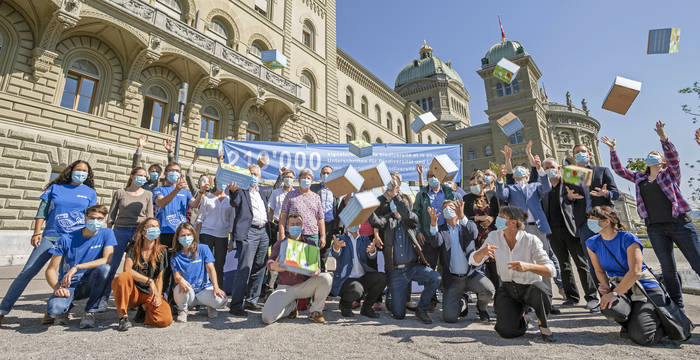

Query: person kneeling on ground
left=44, top=205, right=116, bottom=328
left=369, top=190, right=441, bottom=324
left=262, top=214, right=332, bottom=324
left=470, top=206, right=557, bottom=342
left=586, top=206, right=668, bottom=346
left=170, top=223, right=227, bottom=322
left=112, top=217, right=173, bottom=331
left=429, top=200, right=495, bottom=323
left=330, top=225, right=386, bottom=318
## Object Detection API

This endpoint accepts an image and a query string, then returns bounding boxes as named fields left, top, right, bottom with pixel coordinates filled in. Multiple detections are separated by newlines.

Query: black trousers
left=319, top=220, right=338, bottom=272
left=484, top=260, right=500, bottom=290
left=494, top=281, right=552, bottom=338
left=601, top=286, right=665, bottom=346
left=338, top=272, right=387, bottom=310
left=199, top=233, right=228, bottom=289
left=548, top=226, right=598, bottom=302
left=159, top=233, right=175, bottom=301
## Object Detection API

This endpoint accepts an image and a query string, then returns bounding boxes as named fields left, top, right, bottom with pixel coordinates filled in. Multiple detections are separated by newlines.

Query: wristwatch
left=612, top=291, right=619, bottom=297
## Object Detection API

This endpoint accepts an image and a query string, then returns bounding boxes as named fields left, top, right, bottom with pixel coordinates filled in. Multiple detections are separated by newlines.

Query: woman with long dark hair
left=100, top=167, right=154, bottom=311
left=111, top=218, right=172, bottom=331
left=0, top=160, right=96, bottom=324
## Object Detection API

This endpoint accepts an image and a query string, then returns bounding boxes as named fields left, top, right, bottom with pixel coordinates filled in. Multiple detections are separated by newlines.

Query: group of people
left=0, top=122, right=698, bottom=346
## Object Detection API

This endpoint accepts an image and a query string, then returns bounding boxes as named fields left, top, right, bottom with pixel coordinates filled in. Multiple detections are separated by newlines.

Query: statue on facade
left=581, top=98, right=589, bottom=115
left=566, top=91, right=572, bottom=108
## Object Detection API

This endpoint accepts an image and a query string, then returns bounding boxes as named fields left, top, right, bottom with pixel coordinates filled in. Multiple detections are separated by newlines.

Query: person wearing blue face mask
left=602, top=121, right=700, bottom=309
left=330, top=223, right=385, bottom=318
left=310, top=165, right=341, bottom=272
left=268, top=169, right=296, bottom=243
left=195, top=178, right=234, bottom=290
left=99, top=167, right=155, bottom=312
left=0, top=160, right=97, bottom=325
left=278, top=169, right=325, bottom=246
left=44, top=205, right=116, bottom=328
left=171, top=223, right=226, bottom=322
left=131, top=135, right=175, bottom=192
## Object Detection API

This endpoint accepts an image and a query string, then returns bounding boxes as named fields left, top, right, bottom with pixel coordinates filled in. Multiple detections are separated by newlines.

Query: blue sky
left=337, top=0, right=700, bottom=205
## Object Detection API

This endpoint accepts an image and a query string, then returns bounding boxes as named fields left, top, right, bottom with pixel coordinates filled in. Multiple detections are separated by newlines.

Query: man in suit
left=311, top=165, right=340, bottom=271
left=541, top=158, right=599, bottom=311
left=429, top=200, right=495, bottom=323
left=330, top=226, right=385, bottom=318
left=227, top=164, right=270, bottom=316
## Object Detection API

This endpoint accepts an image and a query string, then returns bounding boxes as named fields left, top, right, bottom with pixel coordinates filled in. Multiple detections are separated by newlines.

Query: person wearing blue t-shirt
left=153, top=162, right=205, bottom=247
left=0, top=160, right=97, bottom=325
left=586, top=206, right=667, bottom=346
left=170, top=223, right=226, bottom=322
left=44, top=205, right=116, bottom=328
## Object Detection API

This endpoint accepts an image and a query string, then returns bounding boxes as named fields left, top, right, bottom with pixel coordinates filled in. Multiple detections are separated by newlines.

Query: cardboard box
left=562, top=165, right=592, bottom=187
left=349, top=139, right=372, bottom=158
left=647, top=28, right=680, bottom=54
left=410, top=112, right=438, bottom=133
left=279, top=238, right=320, bottom=275
left=359, top=161, right=391, bottom=190
left=261, top=50, right=287, bottom=69
left=602, top=76, right=642, bottom=115
left=195, top=138, right=222, bottom=157
left=493, top=58, right=520, bottom=83
left=324, top=165, right=364, bottom=197
left=496, top=112, right=524, bottom=137
left=339, top=191, right=380, bottom=228
left=429, top=155, right=459, bottom=183
left=216, top=164, right=254, bottom=190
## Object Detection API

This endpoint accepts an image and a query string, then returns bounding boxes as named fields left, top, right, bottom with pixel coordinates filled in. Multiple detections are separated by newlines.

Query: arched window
left=360, top=96, right=368, bottom=116
left=200, top=106, right=219, bottom=139
left=397, top=122, right=402, bottom=136
left=140, top=85, right=168, bottom=132
left=375, top=138, right=383, bottom=143
left=386, top=113, right=392, bottom=130
left=246, top=121, right=261, bottom=141
left=206, top=18, right=230, bottom=45
left=156, top=0, right=183, bottom=20
left=362, top=131, right=371, bottom=143
left=300, top=71, right=316, bottom=111
left=302, top=135, right=314, bottom=143
left=484, top=144, right=493, bottom=156
left=345, top=124, right=355, bottom=142
left=374, top=105, right=381, bottom=124
left=302, top=20, right=315, bottom=50
left=509, top=129, right=524, bottom=144
left=60, top=59, right=100, bottom=114
left=345, top=86, right=354, bottom=107
left=250, top=40, right=267, bottom=58
left=468, top=148, right=476, bottom=160
left=428, top=135, right=432, bottom=144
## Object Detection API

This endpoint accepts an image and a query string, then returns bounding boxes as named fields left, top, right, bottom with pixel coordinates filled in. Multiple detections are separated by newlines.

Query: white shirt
left=196, top=193, right=233, bottom=238
left=348, top=233, right=365, bottom=279
left=469, top=229, right=556, bottom=285
left=250, top=187, right=267, bottom=226
left=268, top=187, right=291, bottom=221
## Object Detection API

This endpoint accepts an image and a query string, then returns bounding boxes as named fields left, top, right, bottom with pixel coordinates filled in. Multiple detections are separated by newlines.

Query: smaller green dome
left=482, top=40, right=527, bottom=66
left=395, top=41, right=464, bottom=88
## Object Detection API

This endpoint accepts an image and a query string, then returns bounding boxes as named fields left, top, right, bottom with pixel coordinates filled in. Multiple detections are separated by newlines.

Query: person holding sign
left=262, top=214, right=332, bottom=324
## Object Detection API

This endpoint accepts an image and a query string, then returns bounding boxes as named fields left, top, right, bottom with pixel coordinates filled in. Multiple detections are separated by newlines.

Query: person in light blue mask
left=311, top=165, right=340, bottom=272
left=131, top=135, right=175, bottom=192
left=196, top=178, right=234, bottom=289
left=100, top=167, right=155, bottom=312
left=44, top=205, right=116, bottom=329
left=0, top=160, right=97, bottom=325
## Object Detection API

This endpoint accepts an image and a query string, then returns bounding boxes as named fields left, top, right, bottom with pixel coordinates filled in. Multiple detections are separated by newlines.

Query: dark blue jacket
left=230, top=188, right=269, bottom=242
left=330, top=233, right=377, bottom=295
left=429, top=220, right=480, bottom=282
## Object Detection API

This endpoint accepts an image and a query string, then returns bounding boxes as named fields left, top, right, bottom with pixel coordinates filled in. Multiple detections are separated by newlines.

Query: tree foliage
left=625, top=158, right=647, bottom=173
left=680, top=81, right=700, bottom=124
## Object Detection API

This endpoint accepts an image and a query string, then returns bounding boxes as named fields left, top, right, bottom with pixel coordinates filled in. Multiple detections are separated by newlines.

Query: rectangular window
left=428, top=97, right=433, bottom=110
left=302, top=31, right=311, bottom=47
left=246, top=130, right=259, bottom=141
left=505, top=83, right=512, bottom=96
left=140, top=97, right=166, bottom=132
left=255, top=0, right=268, bottom=16
left=421, top=99, right=427, bottom=111
left=200, top=116, right=218, bottom=139
left=60, top=72, right=97, bottom=113
left=509, top=130, right=524, bottom=144
left=496, top=83, right=504, bottom=97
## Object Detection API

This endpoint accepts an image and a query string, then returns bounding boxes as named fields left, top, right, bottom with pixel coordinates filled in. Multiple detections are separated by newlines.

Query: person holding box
left=44, top=205, right=116, bottom=329
left=262, top=214, right=332, bottom=324
left=311, top=165, right=340, bottom=272
left=0, top=160, right=97, bottom=325
left=131, top=136, right=175, bottom=192
left=601, top=121, right=700, bottom=309
left=278, top=169, right=325, bottom=246
left=171, top=223, right=227, bottom=322
left=153, top=162, right=205, bottom=248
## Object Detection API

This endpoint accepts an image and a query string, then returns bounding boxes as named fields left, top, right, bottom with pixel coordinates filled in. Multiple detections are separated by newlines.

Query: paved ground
left=1, top=252, right=700, bottom=360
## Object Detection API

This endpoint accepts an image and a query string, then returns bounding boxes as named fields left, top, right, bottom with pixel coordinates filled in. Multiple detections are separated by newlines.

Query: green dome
left=395, top=42, right=464, bottom=88
left=482, top=40, right=527, bottom=66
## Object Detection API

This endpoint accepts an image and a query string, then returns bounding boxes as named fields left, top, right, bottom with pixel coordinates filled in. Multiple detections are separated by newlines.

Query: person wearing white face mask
left=196, top=178, right=234, bottom=290
left=44, top=205, right=116, bottom=328
left=602, top=121, right=700, bottom=309
left=462, top=174, right=500, bottom=289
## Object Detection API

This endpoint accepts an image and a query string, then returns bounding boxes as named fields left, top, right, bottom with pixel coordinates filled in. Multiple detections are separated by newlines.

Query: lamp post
left=174, top=82, right=188, bottom=163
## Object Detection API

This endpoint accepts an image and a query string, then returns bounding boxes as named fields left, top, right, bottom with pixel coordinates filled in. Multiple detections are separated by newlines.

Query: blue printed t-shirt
left=153, top=185, right=193, bottom=234
left=40, top=184, right=97, bottom=237
left=170, top=244, right=214, bottom=293
left=49, top=228, right=117, bottom=282
left=586, top=231, right=659, bottom=290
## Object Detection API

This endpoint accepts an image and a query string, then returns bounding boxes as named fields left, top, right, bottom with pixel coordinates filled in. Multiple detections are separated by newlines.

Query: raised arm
left=602, top=136, right=636, bottom=182
left=656, top=121, right=681, bottom=183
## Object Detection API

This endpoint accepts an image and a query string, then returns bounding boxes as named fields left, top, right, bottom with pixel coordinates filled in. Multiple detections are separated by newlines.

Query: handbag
left=600, top=239, right=694, bottom=341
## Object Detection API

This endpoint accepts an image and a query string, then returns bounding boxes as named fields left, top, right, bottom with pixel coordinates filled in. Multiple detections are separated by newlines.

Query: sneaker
left=79, top=313, right=96, bottom=329
left=340, top=307, right=354, bottom=317
left=415, top=311, right=432, bottom=324
left=561, top=299, right=577, bottom=307
left=287, top=309, right=298, bottom=319
left=620, top=326, right=629, bottom=339
left=360, top=306, right=379, bottom=319
left=207, top=307, right=218, bottom=319
left=585, top=300, right=600, bottom=311
left=176, top=310, right=188, bottom=323
left=550, top=306, right=561, bottom=315
left=228, top=308, right=248, bottom=316
left=117, top=317, right=131, bottom=332
left=243, top=302, right=263, bottom=311
left=97, top=298, right=108, bottom=313
left=405, top=301, right=418, bottom=311
left=133, top=306, right=146, bottom=323
left=458, top=298, right=469, bottom=318
left=478, top=310, right=491, bottom=323
left=309, top=311, right=325, bottom=323
left=55, top=313, right=69, bottom=325
left=41, top=314, right=55, bottom=325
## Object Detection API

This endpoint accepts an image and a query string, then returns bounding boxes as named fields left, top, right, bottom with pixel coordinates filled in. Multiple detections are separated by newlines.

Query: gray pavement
left=1, top=263, right=700, bottom=359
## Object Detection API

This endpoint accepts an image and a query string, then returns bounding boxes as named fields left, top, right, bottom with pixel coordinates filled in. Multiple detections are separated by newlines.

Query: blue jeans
left=388, top=264, right=441, bottom=318
left=647, top=221, right=700, bottom=308
left=229, top=227, right=269, bottom=310
left=47, top=264, right=111, bottom=317
left=579, top=224, right=600, bottom=287
left=102, top=227, right=136, bottom=300
left=0, top=236, right=59, bottom=314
